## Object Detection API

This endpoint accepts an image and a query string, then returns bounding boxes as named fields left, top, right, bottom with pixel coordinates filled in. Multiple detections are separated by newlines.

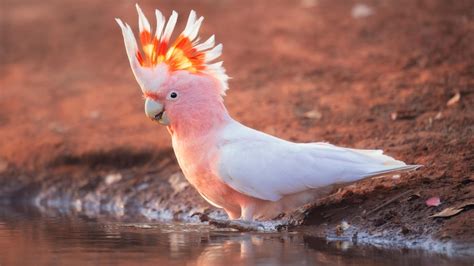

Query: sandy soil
left=1, top=0, right=473, bottom=248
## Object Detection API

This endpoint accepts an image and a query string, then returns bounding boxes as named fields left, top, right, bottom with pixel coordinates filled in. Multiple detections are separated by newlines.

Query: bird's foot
left=207, top=218, right=280, bottom=232
left=194, top=210, right=287, bottom=232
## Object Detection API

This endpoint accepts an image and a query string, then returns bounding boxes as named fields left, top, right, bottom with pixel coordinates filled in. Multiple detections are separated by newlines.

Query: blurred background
left=1, top=0, right=473, bottom=171
left=1, top=0, right=474, bottom=264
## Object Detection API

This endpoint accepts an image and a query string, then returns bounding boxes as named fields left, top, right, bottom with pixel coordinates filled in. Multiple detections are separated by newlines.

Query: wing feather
left=215, top=121, right=419, bottom=201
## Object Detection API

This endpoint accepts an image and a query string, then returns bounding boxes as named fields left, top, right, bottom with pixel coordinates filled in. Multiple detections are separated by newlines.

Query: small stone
left=425, top=196, right=441, bottom=207
left=340, top=221, right=350, bottom=230
left=105, top=173, right=122, bottom=185
left=335, top=221, right=351, bottom=235
left=352, top=4, right=374, bottom=19
left=446, top=92, right=461, bottom=107
left=169, top=172, right=189, bottom=193
left=391, top=112, right=398, bottom=120
left=303, top=110, right=322, bottom=120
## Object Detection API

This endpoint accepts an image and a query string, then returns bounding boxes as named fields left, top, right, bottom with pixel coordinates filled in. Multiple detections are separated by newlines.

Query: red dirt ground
left=1, top=0, right=473, bottom=246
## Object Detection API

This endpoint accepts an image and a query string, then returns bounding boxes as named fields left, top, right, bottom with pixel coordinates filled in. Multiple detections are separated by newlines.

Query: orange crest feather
left=116, top=5, right=228, bottom=93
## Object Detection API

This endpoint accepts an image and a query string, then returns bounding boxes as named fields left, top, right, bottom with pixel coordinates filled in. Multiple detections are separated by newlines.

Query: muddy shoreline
left=1, top=0, right=473, bottom=256
left=0, top=154, right=473, bottom=256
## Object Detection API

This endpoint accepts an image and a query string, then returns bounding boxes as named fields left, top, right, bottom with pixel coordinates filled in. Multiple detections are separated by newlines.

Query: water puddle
left=0, top=206, right=471, bottom=265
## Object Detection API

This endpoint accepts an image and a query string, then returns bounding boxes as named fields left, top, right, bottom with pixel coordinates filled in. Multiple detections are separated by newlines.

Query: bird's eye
left=167, top=91, right=179, bottom=100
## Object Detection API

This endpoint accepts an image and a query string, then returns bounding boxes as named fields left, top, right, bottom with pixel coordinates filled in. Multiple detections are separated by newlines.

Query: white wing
left=214, top=121, right=419, bottom=202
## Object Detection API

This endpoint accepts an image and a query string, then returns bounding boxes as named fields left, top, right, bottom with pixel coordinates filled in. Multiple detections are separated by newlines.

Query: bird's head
left=116, top=5, right=229, bottom=129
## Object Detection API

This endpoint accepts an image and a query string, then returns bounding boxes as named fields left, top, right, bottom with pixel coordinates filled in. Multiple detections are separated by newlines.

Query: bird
left=115, top=5, right=420, bottom=221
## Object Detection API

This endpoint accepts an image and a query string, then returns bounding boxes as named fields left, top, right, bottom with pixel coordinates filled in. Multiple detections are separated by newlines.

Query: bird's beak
left=144, top=98, right=170, bottom=126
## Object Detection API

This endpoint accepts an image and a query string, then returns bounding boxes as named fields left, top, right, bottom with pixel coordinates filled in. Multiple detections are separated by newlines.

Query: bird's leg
left=240, top=203, right=256, bottom=221
left=225, top=209, right=241, bottom=220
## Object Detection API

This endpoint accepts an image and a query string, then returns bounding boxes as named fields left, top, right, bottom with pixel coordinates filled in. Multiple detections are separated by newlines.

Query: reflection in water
left=0, top=206, right=471, bottom=266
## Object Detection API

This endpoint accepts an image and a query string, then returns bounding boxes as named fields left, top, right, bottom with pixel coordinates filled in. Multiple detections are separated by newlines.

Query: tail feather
left=332, top=164, right=422, bottom=190
left=348, top=148, right=422, bottom=178
left=365, top=164, right=422, bottom=178
left=349, top=148, right=407, bottom=166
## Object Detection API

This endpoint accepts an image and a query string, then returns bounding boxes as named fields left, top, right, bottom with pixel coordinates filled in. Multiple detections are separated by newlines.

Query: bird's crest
left=116, top=4, right=228, bottom=94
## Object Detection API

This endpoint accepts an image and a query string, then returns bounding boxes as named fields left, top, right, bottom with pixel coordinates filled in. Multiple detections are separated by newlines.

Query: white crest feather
left=162, top=11, right=178, bottom=44
left=115, top=18, right=139, bottom=67
left=136, top=4, right=151, bottom=34
left=194, top=35, right=215, bottom=51
left=205, top=44, right=222, bottom=62
left=154, top=9, right=165, bottom=40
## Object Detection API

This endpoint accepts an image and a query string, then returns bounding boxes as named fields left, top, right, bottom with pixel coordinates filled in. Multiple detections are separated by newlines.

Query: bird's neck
left=167, top=101, right=232, bottom=141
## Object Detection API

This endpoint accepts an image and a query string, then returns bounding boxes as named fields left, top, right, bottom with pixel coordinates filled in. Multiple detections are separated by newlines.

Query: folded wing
left=215, top=121, right=420, bottom=201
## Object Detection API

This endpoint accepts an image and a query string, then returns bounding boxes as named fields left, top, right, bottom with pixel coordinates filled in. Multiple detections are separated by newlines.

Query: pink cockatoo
left=116, top=5, right=419, bottom=221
